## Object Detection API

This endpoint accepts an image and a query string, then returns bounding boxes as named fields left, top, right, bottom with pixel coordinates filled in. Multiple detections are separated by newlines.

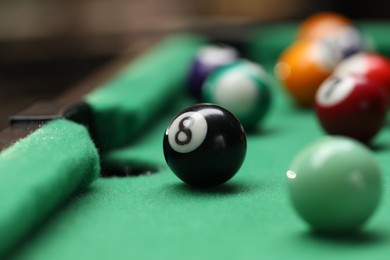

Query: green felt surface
left=9, top=69, right=390, bottom=259
left=86, top=34, right=205, bottom=150
left=0, top=119, right=99, bottom=257
left=3, top=24, right=390, bottom=259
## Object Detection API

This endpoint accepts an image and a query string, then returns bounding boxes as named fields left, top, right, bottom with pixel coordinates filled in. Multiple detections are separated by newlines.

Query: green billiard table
left=1, top=22, right=390, bottom=260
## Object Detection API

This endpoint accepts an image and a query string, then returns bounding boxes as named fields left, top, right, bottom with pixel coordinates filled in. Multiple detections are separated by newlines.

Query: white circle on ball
left=316, top=75, right=356, bottom=106
left=198, top=45, right=237, bottom=67
left=311, top=40, right=343, bottom=71
left=168, top=111, right=208, bottom=153
left=214, top=70, right=259, bottom=117
left=334, top=53, right=368, bottom=76
left=333, top=26, right=363, bottom=51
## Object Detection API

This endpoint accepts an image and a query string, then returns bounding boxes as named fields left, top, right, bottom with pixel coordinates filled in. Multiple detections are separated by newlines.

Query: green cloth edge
left=0, top=119, right=100, bottom=256
left=86, top=34, right=206, bottom=150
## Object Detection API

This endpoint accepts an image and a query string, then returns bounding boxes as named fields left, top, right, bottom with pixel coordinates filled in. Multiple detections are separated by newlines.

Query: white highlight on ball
left=214, top=69, right=259, bottom=118
left=168, top=111, right=208, bottom=153
left=286, top=170, right=297, bottom=179
left=316, top=75, right=355, bottom=106
left=274, top=62, right=291, bottom=80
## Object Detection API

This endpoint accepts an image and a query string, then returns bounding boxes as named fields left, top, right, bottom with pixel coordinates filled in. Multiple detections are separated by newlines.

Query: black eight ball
left=163, top=104, right=247, bottom=187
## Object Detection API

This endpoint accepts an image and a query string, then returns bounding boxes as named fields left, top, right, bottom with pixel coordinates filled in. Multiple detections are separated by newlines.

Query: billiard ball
left=320, top=25, right=366, bottom=58
left=163, top=104, right=246, bottom=187
left=202, top=60, right=272, bottom=130
left=334, top=52, right=390, bottom=99
left=287, top=136, right=382, bottom=233
left=315, top=74, right=388, bottom=142
left=275, top=39, right=341, bottom=106
left=298, top=12, right=366, bottom=58
left=297, top=12, right=352, bottom=40
left=187, top=45, right=239, bottom=100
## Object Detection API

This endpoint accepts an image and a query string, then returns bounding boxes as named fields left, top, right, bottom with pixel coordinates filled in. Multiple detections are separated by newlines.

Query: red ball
left=315, top=74, right=388, bottom=142
left=334, top=52, right=390, bottom=100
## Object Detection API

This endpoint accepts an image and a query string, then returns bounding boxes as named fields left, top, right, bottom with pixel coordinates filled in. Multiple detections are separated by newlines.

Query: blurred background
left=1, top=0, right=390, bottom=128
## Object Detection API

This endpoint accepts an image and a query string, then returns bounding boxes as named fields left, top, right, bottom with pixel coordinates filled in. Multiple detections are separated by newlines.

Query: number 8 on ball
left=168, top=112, right=208, bottom=153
